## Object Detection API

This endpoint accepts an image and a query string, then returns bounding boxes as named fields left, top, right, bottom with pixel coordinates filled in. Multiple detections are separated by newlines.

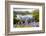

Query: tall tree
left=32, top=9, right=39, bottom=22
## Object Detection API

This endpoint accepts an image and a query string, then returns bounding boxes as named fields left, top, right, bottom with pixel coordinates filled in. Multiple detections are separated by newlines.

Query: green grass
left=15, top=25, right=32, bottom=28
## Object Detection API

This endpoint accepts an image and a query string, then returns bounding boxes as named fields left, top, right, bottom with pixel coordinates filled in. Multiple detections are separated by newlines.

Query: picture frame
left=5, top=1, right=45, bottom=36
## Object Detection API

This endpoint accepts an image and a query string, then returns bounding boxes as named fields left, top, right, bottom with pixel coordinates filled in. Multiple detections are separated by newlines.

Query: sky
left=13, top=8, right=36, bottom=13
left=13, top=4, right=39, bottom=13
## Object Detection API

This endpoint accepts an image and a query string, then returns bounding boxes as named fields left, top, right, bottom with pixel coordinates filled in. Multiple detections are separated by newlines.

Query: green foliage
left=13, top=12, right=20, bottom=24
left=13, top=17, right=20, bottom=24
left=32, top=9, right=39, bottom=22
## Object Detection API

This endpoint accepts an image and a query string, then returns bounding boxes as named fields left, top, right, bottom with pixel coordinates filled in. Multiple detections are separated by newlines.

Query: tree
left=13, top=12, right=20, bottom=24
left=32, top=9, right=39, bottom=22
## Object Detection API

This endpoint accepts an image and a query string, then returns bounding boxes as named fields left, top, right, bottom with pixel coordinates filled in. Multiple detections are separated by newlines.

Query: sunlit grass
left=15, top=25, right=32, bottom=28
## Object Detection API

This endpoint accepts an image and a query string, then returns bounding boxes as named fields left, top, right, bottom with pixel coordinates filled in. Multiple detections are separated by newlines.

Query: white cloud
left=13, top=8, right=36, bottom=13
